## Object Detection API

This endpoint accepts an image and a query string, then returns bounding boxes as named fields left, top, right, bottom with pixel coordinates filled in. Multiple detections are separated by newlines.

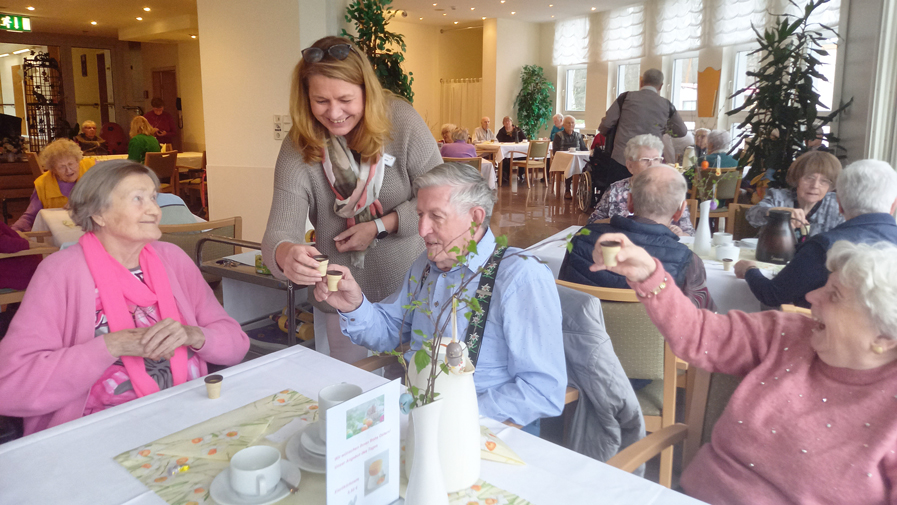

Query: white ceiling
left=394, top=0, right=627, bottom=25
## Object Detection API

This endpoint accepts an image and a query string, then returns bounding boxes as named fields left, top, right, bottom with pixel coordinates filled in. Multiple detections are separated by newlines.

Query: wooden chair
left=25, top=152, right=43, bottom=177
left=0, top=161, right=38, bottom=224
left=725, top=203, right=757, bottom=240
left=144, top=151, right=179, bottom=193
left=158, top=217, right=242, bottom=284
left=0, top=239, right=59, bottom=306
left=685, top=199, right=697, bottom=228
left=509, top=140, right=550, bottom=188
left=555, top=279, right=679, bottom=487
left=179, top=151, right=208, bottom=213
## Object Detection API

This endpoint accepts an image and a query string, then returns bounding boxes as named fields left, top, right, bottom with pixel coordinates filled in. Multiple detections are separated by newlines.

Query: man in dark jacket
left=560, top=165, right=716, bottom=310
left=735, top=159, right=897, bottom=308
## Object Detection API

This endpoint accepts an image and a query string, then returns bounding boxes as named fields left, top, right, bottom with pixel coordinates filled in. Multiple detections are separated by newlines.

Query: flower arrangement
left=690, top=161, right=740, bottom=210
left=0, top=135, right=24, bottom=158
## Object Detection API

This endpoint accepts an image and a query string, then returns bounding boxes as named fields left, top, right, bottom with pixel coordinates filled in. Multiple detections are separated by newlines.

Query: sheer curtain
left=710, top=0, right=769, bottom=46
left=602, top=5, right=646, bottom=62
left=654, top=0, right=704, bottom=55
left=440, top=78, right=483, bottom=134
left=553, top=17, right=590, bottom=66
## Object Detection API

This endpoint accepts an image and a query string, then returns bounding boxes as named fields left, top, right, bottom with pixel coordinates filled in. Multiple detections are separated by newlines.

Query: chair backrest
left=442, top=157, right=483, bottom=170
left=144, top=151, right=179, bottom=182
left=26, top=152, right=43, bottom=177
left=100, top=122, right=128, bottom=154
left=700, top=373, right=741, bottom=445
left=715, top=170, right=743, bottom=201
left=158, top=217, right=242, bottom=265
left=725, top=203, right=758, bottom=240
left=685, top=199, right=697, bottom=228
left=527, top=140, right=550, bottom=159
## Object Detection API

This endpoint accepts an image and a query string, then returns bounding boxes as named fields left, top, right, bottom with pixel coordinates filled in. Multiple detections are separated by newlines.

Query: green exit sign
left=0, top=14, right=31, bottom=32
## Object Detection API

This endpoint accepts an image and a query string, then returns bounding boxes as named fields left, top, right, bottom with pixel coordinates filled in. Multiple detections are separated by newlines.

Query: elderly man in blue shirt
left=315, top=162, right=567, bottom=431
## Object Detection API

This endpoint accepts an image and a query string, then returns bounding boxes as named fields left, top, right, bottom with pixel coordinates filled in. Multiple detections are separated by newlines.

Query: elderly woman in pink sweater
left=591, top=233, right=897, bottom=504
left=0, top=160, right=249, bottom=436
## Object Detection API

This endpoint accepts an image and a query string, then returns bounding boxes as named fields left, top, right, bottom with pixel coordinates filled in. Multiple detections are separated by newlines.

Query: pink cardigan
left=631, top=260, right=897, bottom=505
left=0, top=241, right=250, bottom=435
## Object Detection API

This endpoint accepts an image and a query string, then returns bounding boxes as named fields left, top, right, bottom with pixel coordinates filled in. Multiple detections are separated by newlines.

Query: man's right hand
left=313, top=264, right=364, bottom=312
left=275, top=242, right=326, bottom=285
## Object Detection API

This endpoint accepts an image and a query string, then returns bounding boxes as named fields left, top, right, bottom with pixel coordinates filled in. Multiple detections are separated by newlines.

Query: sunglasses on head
left=301, top=43, right=354, bottom=64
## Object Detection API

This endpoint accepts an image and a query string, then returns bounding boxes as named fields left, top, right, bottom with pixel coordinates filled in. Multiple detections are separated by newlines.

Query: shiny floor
left=489, top=179, right=590, bottom=249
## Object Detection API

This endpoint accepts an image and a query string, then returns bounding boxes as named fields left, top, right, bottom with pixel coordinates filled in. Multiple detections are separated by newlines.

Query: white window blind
left=710, top=0, right=769, bottom=46
left=553, top=17, right=590, bottom=66
left=602, top=5, right=646, bottom=62
left=785, top=0, right=841, bottom=29
left=654, top=0, right=704, bottom=55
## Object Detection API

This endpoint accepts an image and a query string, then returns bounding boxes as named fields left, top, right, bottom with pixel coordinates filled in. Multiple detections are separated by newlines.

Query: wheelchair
left=575, top=149, right=631, bottom=214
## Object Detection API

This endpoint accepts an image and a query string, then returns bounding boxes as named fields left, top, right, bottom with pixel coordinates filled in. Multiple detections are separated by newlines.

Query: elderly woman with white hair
left=73, top=119, right=107, bottom=155
left=440, top=123, right=457, bottom=145
left=589, top=134, right=694, bottom=236
left=591, top=233, right=897, bottom=504
left=693, top=128, right=710, bottom=158
left=549, top=113, right=564, bottom=142
left=12, top=139, right=89, bottom=232
left=699, top=130, right=738, bottom=168
left=0, top=160, right=249, bottom=435
left=735, top=159, right=897, bottom=308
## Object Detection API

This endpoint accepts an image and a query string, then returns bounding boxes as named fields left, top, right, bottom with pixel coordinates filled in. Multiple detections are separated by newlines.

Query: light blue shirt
left=339, top=228, right=567, bottom=425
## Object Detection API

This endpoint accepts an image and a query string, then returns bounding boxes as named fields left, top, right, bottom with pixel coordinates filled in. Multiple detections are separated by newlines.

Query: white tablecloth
left=476, top=142, right=550, bottom=160
left=0, top=346, right=702, bottom=505
left=86, top=152, right=204, bottom=169
left=31, top=208, right=85, bottom=247
left=528, top=225, right=764, bottom=314
left=549, top=151, right=590, bottom=178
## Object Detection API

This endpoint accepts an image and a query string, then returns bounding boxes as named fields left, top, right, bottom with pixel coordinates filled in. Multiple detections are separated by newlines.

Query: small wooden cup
left=722, top=258, right=734, bottom=271
left=204, top=374, right=223, bottom=399
left=313, top=255, right=329, bottom=276
left=326, top=270, right=343, bottom=292
left=599, top=240, right=622, bottom=267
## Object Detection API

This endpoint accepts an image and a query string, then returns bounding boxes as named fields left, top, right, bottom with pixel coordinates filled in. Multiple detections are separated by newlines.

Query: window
left=564, top=66, right=587, bottom=112
left=732, top=48, right=761, bottom=110
left=671, top=57, right=698, bottom=112
left=814, top=38, right=838, bottom=110
left=616, top=63, right=640, bottom=97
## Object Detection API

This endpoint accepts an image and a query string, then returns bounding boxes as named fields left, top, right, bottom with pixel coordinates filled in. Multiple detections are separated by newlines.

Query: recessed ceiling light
left=190, top=35, right=197, bottom=39
left=419, top=17, right=423, bottom=20
left=500, top=0, right=505, bottom=2
left=136, top=17, right=143, bottom=20
left=26, top=6, right=34, bottom=10
left=482, top=16, right=486, bottom=19
left=470, top=7, right=475, bottom=10
left=443, top=12, right=446, bottom=15
left=143, top=7, right=151, bottom=12
left=90, top=21, right=97, bottom=25
left=549, top=3, right=553, bottom=6
left=432, top=2, right=437, bottom=5
left=511, top=11, right=515, bottom=14
left=13, top=49, right=29, bottom=54
left=551, top=15, right=555, bottom=17
left=454, top=21, right=458, bottom=24
left=591, top=6, right=596, bottom=10
left=0, top=54, right=8, bottom=57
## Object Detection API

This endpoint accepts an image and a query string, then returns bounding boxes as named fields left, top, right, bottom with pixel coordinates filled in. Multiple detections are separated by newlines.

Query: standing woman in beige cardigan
left=262, top=36, right=442, bottom=362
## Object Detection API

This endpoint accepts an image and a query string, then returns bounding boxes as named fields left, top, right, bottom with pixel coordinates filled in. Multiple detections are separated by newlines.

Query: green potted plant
left=341, top=0, right=414, bottom=103
left=513, top=65, right=555, bottom=139
left=728, top=0, right=852, bottom=188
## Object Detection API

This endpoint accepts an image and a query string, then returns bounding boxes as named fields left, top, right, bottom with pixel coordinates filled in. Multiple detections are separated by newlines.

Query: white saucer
left=286, top=425, right=326, bottom=474
left=300, top=428, right=326, bottom=456
left=209, top=468, right=290, bottom=505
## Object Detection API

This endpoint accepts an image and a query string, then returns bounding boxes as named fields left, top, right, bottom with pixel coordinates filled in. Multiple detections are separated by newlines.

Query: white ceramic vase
left=405, top=399, right=449, bottom=505
left=406, top=343, right=480, bottom=492
left=694, top=200, right=713, bottom=257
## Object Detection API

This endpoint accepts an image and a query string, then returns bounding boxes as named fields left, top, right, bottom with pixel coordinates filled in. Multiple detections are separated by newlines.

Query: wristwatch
left=374, top=218, right=388, bottom=240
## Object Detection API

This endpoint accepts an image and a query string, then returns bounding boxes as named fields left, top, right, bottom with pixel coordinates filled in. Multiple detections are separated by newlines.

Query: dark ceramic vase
left=756, top=209, right=797, bottom=264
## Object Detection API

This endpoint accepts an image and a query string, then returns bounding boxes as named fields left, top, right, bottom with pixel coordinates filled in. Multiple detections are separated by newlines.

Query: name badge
left=382, top=153, right=396, bottom=166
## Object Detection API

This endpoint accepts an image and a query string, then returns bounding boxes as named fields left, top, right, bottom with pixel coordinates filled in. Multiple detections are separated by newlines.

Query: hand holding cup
left=590, top=233, right=657, bottom=283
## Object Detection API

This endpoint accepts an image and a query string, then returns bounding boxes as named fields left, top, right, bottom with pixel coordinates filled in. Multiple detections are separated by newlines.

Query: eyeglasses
left=301, top=44, right=354, bottom=64
left=637, top=157, right=664, bottom=166
left=801, top=174, right=833, bottom=187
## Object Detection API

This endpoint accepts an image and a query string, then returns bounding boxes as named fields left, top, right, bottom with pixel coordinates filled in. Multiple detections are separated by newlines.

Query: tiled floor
left=489, top=179, right=590, bottom=249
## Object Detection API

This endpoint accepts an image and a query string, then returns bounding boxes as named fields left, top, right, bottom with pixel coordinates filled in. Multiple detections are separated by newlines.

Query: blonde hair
left=130, top=116, right=157, bottom=137
left=785, top=150, right=842, bottom=188
left=82, top=120, right=97, bottom=129
left=441, top=123, right=457, bottom=139
left=288, top=36, right=392, bottom=164
left=39, top=139, right=82, bottom=174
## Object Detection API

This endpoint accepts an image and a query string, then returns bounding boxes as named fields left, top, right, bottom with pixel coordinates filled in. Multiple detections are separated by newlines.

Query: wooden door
left=151, top=69, right=181, bottom=150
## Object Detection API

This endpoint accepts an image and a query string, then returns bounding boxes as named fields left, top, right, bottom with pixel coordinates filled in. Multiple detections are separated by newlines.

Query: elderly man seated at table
left=698, top=130, right=738, bottom=168
left=440, top=127, right=477, bottom=158
left=561, top=165, right=715, bottom=310
left=473, top=116, right=497, bottom=144
left=735, top=159, right=897, bottom=308
left=315, top=162, right=567, bottom=431
left=0, top=160, right=249, bottom=435
left=73, top=120, right=107, bottom=155
left=553, top=115, right=588, bottom=199
left=589, top=134, right=695, bottom=236
left=590, top=232, right=897, bottom=504
left=12, top=138, right=89, bottom=232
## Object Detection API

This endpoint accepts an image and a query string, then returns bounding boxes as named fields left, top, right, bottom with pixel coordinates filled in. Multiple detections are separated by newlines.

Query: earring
left=871, top=344, right=884, bottom=355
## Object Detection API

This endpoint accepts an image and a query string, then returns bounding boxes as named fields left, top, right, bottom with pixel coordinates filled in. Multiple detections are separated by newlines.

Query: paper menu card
left=480, top=425, right=525, bottom=465
left=326, top=379, right=401, bottom=505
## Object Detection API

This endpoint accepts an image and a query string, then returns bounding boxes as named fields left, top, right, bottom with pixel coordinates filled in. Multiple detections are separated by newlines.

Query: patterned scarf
left=321, top=134, right=385, bottom=268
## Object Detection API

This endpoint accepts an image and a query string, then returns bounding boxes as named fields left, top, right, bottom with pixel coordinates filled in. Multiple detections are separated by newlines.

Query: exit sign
left=0, top=14, right=31, bottom=32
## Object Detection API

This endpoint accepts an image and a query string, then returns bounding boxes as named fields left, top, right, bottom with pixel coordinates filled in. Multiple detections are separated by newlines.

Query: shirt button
left=442, top=274, right=447, bottom=278
left=435, top=301, right=439, bottom=307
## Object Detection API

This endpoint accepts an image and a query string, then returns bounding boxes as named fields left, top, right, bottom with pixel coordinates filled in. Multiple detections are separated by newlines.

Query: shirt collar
left=430, top=226, right=496, bottom=274
left=640, top=85, right=659, bottom=93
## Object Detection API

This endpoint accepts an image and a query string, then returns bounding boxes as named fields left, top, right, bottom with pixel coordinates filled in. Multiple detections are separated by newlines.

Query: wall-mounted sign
left=0, top=15, right=31, bottom=32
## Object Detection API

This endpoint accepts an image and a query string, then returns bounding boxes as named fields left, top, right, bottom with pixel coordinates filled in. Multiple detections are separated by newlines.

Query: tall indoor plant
left=513, top=65, right=555, bottom=139
left=341, top=0, right=415, bottom=103
left=728, top=0, right=851, bottom=187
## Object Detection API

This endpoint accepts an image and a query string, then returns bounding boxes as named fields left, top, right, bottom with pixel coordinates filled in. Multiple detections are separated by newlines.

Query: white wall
left=492, top=18, right=541, bottom=126
left=177, top=41, right=205, bottom=152
left=388, top=19, right=441, bottom=137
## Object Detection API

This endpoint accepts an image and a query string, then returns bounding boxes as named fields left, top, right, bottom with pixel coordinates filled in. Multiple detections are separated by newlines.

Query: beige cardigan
left=261, top=98, right=443, bottom=310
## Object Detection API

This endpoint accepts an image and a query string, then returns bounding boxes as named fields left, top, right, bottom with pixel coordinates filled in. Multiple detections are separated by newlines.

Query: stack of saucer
left=285, top=424, right=326, bottom=474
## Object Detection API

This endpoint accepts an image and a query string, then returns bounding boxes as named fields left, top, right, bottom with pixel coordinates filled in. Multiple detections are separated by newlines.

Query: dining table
left=0, top=345, right=705, bottom=505
left=527, top=225, right=775, bottom=314
left=82, top=152, right=205, bottom=171
left=548, top=150, right=590, bottom=198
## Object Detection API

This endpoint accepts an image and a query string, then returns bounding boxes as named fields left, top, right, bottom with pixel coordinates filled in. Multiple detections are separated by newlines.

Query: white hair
left=826, top=241, right=897, bottom=339
left=631, top=165, right=687, bottom=220
left=413, top=162, right=496, bottom=222
left=624, top=134, right=664, bottom=162
left=563, top=115, right=576, bottom=123
left=707, top=130, right=731, bottom=153
left=451, top=128, right=469, bottom=142
left=553, top=113, right=563, bottom=121
left=836, top=160, right=897, bottom=219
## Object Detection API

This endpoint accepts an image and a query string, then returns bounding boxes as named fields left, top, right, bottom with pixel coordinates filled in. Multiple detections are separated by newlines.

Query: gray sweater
left=261, top=98, right=443, bottom=311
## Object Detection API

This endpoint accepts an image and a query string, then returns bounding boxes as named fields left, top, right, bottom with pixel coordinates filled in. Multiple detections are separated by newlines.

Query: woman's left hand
left=334, top=221, right=378, bottom=253
left=140, top=318, right=205, bottom=360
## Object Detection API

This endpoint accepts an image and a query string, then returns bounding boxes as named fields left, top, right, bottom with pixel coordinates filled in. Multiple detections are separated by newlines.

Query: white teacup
left=316, top=383, right=363, bottom=443
left=715, top=244, right=741, bottom=262
left=712, top=232, right=733, bottom=247
left=229, top=446, right=281, bottom=497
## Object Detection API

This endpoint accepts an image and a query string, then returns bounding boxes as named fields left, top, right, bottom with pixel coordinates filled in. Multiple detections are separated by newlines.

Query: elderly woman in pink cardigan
left=0, top=160, right=249, bottom=436
left=590, top=233, right=897, bottom=504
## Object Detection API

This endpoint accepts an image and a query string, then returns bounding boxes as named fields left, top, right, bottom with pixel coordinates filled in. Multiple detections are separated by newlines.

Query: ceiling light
left=136, top=17, right=143, bottom=20
left=482, top=16, right=486, bottom=19
left=443, top=13, right=446, bottom=15
left=0, top=54, right=8, bottom=57
left=500, top=0, right=505, bottom=3
left=454, top=21, right=458, bottom=24
left=511, top=11, right=516, bottom=14
left=470, top=7, right=475, bottom=9
left=419, top=17, right=423, bottom=19
left=190, top=35, right=197, bottom=39
left=26, top=6, right=34, bottom=11
left=13, top=49, right=29, bottom=54
left=591, top=6, right=596, bottom=10
left=551, top=15, right=555, bottom=17
left=90, top=21, right=97, bottom=25
left=549, top=3, right=553, bottom=6
left=144, top=7, right=151, bottom=11
left=432, top=2, right=437, bottom=5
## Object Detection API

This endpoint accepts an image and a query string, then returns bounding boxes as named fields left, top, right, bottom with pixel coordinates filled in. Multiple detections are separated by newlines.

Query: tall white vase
left=405, top=400, right=449, bottom=505
left=694, top=199, right=713, bottom=257
left=406, top=344, right=480, bottom=492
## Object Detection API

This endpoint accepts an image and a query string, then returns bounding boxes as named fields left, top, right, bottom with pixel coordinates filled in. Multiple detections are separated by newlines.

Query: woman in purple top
left=439, top=127, right=477, bottom=158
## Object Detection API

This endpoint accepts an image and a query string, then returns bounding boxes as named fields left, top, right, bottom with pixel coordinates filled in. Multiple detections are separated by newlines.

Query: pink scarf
left=79, top=232, right=188, bottom=397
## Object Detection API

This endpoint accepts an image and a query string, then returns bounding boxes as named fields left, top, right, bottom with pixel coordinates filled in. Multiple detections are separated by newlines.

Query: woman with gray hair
left=699, top=129, right=738, bottom=168
left=0, top=160, right=249, bottom=435
left=589, top=134, right=694, bottom=236
left=590, top=235, right=897, bottom=504
left=73, top=119, right=107, bottom=155
left=439, top=127, right=476, bottom=158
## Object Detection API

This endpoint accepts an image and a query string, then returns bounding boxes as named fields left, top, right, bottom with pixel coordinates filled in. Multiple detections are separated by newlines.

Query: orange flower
left=308, top=405, right=318, bottom=410
left=470, top=484, right=481, bottom=491
left=186, top=502, right=198, bottom=505
left=485, top=441, right=496, bottom=451
left=138, top=450, right=151, bottom=457
left=191, top=437, right=203, bottom=444
left=176, top=457, right=189, bottom=465
left=277, top=399, right=286, bottom=404
left=360, top=425, right=368, bottom=432
left=226, top=431, right=238, bottom=437
left=141, top=463, right=151, bottom=469
left=467, top=502, right=479, bottom=505
left=486, top=500, right=498, bottom=504
left=154, top=477, right=167, bottom=483
left=208, top=448, right=217, bottom=456
left=280, top=389, right=290, bottom=394
left=194, top=487, right=205, bottom=494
